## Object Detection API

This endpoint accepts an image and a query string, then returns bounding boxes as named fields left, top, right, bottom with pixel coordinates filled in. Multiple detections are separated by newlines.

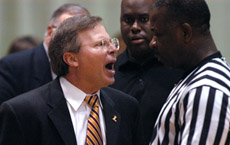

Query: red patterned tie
left=85, top=95, right=103, bottom=145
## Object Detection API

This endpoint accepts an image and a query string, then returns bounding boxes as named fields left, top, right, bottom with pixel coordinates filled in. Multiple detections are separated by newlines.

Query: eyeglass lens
left=111, top=38, right=119, bottom=50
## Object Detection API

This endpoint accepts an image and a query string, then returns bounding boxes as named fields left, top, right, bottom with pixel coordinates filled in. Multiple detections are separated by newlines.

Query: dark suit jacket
left=0, top=43, right=52, bottom=104
left=0, top=78, right=143, bottom=145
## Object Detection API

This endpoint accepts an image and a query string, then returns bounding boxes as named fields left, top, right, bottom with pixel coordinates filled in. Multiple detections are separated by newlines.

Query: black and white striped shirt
left=150, top=52, right=230, bottom=145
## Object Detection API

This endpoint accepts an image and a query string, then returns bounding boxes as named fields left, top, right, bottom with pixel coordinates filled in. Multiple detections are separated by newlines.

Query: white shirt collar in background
left=43, top=42, right=57, bottom=80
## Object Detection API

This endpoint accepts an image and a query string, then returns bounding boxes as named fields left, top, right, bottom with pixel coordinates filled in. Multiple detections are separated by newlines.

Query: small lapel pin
left=112, top=115, right=117, bottom=122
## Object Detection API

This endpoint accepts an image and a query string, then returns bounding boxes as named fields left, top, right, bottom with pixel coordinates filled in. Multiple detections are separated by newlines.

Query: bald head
left=50, top=3, right=90, bottom=27
left=44, top=3, right=90, bottom=47
left=152, top=0, right=210, bottom=34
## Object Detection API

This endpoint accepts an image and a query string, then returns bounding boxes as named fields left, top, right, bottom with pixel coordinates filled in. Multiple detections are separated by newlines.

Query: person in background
left=7, top=35, right=40, bottom=54
left=149, top=0, right=230, bottom=144
left=0, top=3, right=90, bottom=105
left=0, top=15, right=143, bottom=145
left=109, top=0, right=183, bottom=143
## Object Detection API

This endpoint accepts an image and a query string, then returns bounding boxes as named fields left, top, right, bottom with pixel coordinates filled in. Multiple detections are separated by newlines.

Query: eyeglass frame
left=81, top=38, right=120, bottom=50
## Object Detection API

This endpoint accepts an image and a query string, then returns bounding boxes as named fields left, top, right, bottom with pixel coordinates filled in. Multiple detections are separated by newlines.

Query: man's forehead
left=78, top=24, right=109, bottom=40
left=150, top=6, right=168, bottom=21
left=122, top=0, right=153, bottom=10
left=150, top=7, right=174, bottom=30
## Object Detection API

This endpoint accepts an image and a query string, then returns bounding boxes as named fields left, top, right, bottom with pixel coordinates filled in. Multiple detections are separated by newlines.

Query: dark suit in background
left=0, top=4, right=90, bottom=105
left=0, top=44, right=52, bottom=104
left=0, top=78, right=142, bottom=145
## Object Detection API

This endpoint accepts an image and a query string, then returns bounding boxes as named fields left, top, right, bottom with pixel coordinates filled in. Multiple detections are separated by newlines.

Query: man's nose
left=108, top=43, right=118, bottom=54
left=131, top=21, right=141, bottom=34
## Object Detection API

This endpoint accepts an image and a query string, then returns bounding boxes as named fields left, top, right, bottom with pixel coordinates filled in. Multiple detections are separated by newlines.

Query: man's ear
left=181, top=23, right=192, bottom=43
left=47, top=25, right=53, bottom=36
left=63, top=52, right=79, bottom=67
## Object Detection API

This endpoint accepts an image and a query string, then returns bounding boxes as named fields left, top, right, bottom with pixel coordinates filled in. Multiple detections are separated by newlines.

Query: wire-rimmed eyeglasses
left=82, top=38, right=120, bottom=50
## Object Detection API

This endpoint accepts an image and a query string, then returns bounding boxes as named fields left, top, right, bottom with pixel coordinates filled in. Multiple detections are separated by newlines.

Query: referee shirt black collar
left=182, top=51, right=222, bottom=79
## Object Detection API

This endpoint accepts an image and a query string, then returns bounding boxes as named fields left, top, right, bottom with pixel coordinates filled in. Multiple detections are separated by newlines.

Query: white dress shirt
left=60, top=77, right=106, bottom=145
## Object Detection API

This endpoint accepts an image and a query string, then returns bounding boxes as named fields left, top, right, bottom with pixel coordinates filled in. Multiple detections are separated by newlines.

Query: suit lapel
left=47, top=78, right=77, bottom=145
left=100, top=89, right=120, bottom=145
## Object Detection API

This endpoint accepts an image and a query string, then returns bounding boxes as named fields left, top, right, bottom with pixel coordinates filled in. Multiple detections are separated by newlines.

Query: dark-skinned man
left=110, top=0, right=183, bottom=143
left=149, top=0, right=230, bottom=144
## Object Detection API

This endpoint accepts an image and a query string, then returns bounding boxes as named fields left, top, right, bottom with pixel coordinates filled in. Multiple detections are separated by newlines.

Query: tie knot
left=85, top=94, right=99, bottom=108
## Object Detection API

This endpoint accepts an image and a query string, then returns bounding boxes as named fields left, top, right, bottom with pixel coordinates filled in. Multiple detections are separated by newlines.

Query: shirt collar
left=59, top=77, right=102, bottom=111
left=43, top=42, right=50, bottom=62
left=43, top=42, right=57, bottom=79
left=182, top=51, right=222, bottom=78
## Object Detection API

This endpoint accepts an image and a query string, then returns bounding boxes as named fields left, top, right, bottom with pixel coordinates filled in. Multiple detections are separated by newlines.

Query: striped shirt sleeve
left=180, top=86, right=230, bottom=145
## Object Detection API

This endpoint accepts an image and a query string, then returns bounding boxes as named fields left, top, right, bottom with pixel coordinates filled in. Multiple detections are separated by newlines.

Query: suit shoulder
left=0, top=43, right=44, bottom=65
left=4, top=82, right=51, bottom=108
left=1, top=49, right=33, bottom=63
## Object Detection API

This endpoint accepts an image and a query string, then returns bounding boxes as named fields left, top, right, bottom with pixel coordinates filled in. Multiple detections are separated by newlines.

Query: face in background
left=120, top=0, right=154, bottom=61
left=74, top=24, right=117, bottom=93
left=149, top=6, right=186, bottom=68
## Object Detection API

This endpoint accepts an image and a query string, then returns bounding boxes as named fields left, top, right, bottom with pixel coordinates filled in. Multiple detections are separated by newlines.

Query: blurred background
left=0, top=0, right=230, bottom=61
